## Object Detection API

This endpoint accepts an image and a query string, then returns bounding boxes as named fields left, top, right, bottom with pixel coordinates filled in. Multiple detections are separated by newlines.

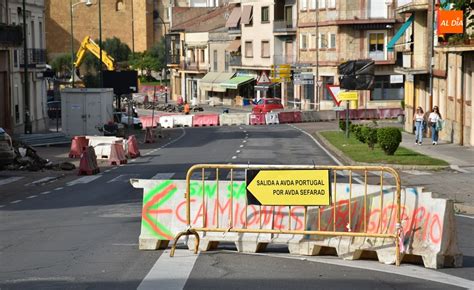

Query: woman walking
left=414, top=107, right=425, bottom=145
left=428, top=106, right=442, bottom=145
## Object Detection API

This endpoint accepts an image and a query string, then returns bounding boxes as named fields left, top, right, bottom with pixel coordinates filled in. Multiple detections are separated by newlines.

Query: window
left=368, top=32, right=385, bottom=60
left=261, top=40, right=270, bottom=58
left=310, top=33, right=316, bottom=49
left=261, top=6, right=269, bottom=22
left=245, top=41, right=253, bottom=58
left=13, top=50, right=18, bottom=67
left=300, top=0, right=307, bottom=11
left=116, top=0, right=125, bottom=11
left=200, top=49, right=205, bottom=63
left=39, top=22, right=43, bottom=49
left=329, top=33, right=336, bottom=49
left=300, top=33, right=308, bottom=50
left=371, top=76, right=404, bottom=100
left=225, top=52, right=230, bottom=72
left=319, top=0, right=326, bottom=9
left=328, top=0, right=336, bottom=8
left=213, top=50, right=218, bottom=71
left=322, top=76, right=334, bottom=100
left=319, top=33, right=327, bottom=49
left=309, top=0, right=316, bottom=10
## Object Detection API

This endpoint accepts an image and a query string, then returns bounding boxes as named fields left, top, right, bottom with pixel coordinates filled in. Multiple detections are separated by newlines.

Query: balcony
left=396, top=0, right=429, bottom=13
left=0, top=24, right=23, bottom=47
left=274, top=54, right=296, bottom=65
left=228, top=26, right=241, bottom=35
left=324, top=9, right=396, bottom=28
left=19, top=49, right=46, bottom=67
left=167, top=54, right=180, bottom=65
left=394, top=51, right=429, bottom=74
left=273, top=19, right=297, bottom=35
left=229, top=55, right=242, bottom=66
left=181, top=59, right=207, bottom=72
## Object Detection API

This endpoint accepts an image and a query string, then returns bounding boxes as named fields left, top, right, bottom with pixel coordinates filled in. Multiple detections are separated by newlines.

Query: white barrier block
left=159, top=116, right=174, bottom=128
left=219, top=113, right=250, bottom=126
left=172, top=115, right=193, bottom=127
left=86, top=136, right=124, bottom=159
left=265, top=112, right=279, bottom=125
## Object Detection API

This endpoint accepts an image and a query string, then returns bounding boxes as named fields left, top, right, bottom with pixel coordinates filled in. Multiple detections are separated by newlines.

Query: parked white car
left=113, top=112, right=143, bottom=129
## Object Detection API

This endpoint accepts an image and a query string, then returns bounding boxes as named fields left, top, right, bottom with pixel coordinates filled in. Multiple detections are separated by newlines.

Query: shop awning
left=387, top=15, right=414, bottom=52
left=226, top=39, right=241, bottom=52
left=225, top=7, right=241, bottom=28
left=241, top=6, right=253, bottom=25
left=212, top=72, right=235, bottom=92
left=219, top=76, right=254, bottom=90
left=199, top=72, right=221, bottom=91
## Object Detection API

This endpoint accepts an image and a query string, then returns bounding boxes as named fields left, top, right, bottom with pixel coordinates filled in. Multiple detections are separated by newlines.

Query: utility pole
left=315, top=0, right=320, bottom=111
left=98, top=0, right=102, bottom=88
left=22, top=0, right=31, bottom=133
left=131, top=0, right=134, bottom=54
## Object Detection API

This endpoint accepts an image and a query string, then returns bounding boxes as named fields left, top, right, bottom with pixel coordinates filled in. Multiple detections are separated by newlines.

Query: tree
left=442, top=0, right=474, bottom=30
left=129, top=37, right=166, bottom=78
left=51, top=54, right=72, bottom=78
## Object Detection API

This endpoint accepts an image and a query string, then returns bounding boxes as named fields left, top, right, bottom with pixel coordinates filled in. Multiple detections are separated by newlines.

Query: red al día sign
left=438, top=10, right=464, bottom=35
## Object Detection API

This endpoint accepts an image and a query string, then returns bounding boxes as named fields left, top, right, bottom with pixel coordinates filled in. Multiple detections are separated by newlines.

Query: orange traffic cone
left=109, top=143, right=128, bottom=166
left=78, top=146, right=100, bottom=175
left=127, top=135, right=141, bottom=158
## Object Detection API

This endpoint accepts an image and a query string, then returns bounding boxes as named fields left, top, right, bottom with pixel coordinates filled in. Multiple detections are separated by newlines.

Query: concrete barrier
left=249, top=113, right=266, bottom=125
left=278, top=111, right=296, bottom=124
left=193, top=114, right=219, bottom=127
left=219, top=113, right=250, bottom=126
left=293, top=111, right=302, bottom=123
left=172, top=115, right=193, bottom=127
left=131, top=179, right=462, bottom=268
left=314, top=110, right=337, bottom=122
left=159, top=116, right=174, bottom=128
left=86, top=136, right=124, bottom=159
left=265, top=112, right=279, bottom=125
left=301, top=111, right=316, bottom=122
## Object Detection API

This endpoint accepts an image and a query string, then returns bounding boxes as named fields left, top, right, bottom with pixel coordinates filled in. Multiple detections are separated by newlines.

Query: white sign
left=316, top=80, right=323, bottom=87
left=390, top=75, right=403, bottom=84
left=257, top=71, right=271, bottom=84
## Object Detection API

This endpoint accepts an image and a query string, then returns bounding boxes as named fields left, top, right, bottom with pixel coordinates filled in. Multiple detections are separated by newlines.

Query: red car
left=252, top=98, right=284, bottom=113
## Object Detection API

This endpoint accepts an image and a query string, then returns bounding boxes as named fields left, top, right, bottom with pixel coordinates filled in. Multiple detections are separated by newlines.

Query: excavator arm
left=74, top=36, right=115, bottom=71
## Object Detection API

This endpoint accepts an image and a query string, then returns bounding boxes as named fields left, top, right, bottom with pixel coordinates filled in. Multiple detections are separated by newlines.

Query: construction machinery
left=73, top=36, right=115, bottom=82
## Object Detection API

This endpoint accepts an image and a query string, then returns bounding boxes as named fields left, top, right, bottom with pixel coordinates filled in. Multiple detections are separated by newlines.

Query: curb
left=313, top=131, right=449, bottom=171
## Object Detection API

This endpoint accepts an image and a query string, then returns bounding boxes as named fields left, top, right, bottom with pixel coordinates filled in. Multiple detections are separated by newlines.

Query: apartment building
left=167, top=5, right=235, bottom=102
left=226, top=0, right=297, bottom=104
left=297, top=0, right=403, bottom=111
left=1, top=0, right=48, bottom=134
left=393, top=0, right=474, bottom=146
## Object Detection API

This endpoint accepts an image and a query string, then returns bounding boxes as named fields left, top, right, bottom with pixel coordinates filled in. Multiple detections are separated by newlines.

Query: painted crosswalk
left=66, top=175, right=102, bottom=186
left=0, top=177, right=24, bottom=186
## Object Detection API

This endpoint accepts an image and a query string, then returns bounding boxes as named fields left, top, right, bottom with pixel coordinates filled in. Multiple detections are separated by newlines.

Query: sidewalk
left=294, top=121, right=474, bottom=215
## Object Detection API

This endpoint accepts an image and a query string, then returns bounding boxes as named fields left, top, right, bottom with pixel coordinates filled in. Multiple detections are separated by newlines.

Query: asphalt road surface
left=0, top=125, right=473, bottom=289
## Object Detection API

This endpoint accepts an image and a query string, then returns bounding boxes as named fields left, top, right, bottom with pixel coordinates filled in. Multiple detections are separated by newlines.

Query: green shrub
left=361, top=126, right=378, bottom=150
left=351, top=124, right=365, bottom=143
left=339, top=119, right=352, bottom=131
left=377, top=127, right=402, bottom=155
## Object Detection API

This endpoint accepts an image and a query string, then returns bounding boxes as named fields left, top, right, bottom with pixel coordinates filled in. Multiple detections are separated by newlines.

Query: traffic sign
left=333, top=106, right=346, bottom=111
left=338, top=91, right=358, bottom=101
left=246, top=169, right=331, bottom=206
left=257, top=71, right=271, bottom=84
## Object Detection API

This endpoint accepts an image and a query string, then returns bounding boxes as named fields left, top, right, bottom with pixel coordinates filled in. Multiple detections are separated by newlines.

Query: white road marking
left=104, top=170, right=111, bottom=173
left=0, top=205, right=5, bottom=208
left=238, top=251, right=474, bottom=289
left=226, top=170, right=246, bottom=180
left=138, top=249, right=198, bottom=290
left=151, top=173, right=175, bottom=180
left=456, top=214, right=474, bottom=220
left=232, top=156, right=237, bottom=159
left=450, top=165, right=470, bottom=173
left=240, top=145, right=244, bottom=148
left=66, top=175, right=102, bottom=186
left=4, top=277, right=76, bottom=283
left=27, top=176, right=58, bottom=186
left=402, top=170, right=432, bottom=176
left=26, top=195, right=38, bottom=199
left=107, top=174, right=140, bottom=183
left=10, top=200, right=22, bottom=204
left=54, top=187, right=64, bottom=191
left=40, top=191, right=51, bottom=195
left=190, top=171, right=212, bottom=180
left=236, top=150, right=241, bottom=153
left=0, top=177, right=24, bottom=186
left=112, top=243, right=139, bottom=246
left=244, top=130, right=247, bottom=133
left=243, top=140, right=247, bottom=143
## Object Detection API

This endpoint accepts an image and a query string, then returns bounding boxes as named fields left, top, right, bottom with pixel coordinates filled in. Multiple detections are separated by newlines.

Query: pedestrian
left=414, top=106, right=425, bottom=145
left=428, top=106, right=442, bottom=145
left=184, top=101, right=190, bottom=115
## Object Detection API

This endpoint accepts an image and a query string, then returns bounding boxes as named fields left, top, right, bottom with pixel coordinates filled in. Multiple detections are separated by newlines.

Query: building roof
left=171, top=4, right=237, bottom=33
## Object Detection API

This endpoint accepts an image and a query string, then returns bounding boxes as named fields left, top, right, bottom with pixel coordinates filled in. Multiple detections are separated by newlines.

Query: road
left=0, top=125, right=473, bottom=289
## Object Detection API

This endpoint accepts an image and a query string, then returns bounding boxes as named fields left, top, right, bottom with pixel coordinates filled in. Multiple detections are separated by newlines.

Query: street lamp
left=70, top=0, right=93, bottom=88
left=154, top=11, right=168, bottom=103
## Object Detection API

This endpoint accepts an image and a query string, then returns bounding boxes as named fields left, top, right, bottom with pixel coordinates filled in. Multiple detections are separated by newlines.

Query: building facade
left=297, top=0, right=404, bottom=111
left=1, top=0, right=48, bottom=134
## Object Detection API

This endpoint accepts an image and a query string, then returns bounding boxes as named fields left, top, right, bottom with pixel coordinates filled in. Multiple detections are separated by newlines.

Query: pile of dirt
left=4, top=140, right=76, bottom=172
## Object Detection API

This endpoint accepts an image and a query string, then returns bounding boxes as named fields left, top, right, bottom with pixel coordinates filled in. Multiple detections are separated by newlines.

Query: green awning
left=199, top=72, right=221, bottom=91
left=212, top=72, right=235, bottom=92
left=387, top=15, right=414, bottom=52
left=219, top=76, right=254, bottom=90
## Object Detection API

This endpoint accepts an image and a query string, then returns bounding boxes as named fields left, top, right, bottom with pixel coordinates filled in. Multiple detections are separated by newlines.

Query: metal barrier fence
left=171, top=164, right=401, bottom=266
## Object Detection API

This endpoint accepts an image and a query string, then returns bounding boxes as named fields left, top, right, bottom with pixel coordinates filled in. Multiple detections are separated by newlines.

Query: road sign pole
left=345, top=101, right=350, bottom=139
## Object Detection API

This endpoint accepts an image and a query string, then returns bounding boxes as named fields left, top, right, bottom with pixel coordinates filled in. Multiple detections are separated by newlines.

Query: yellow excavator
left=72, top=36, right=115, bottom=83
